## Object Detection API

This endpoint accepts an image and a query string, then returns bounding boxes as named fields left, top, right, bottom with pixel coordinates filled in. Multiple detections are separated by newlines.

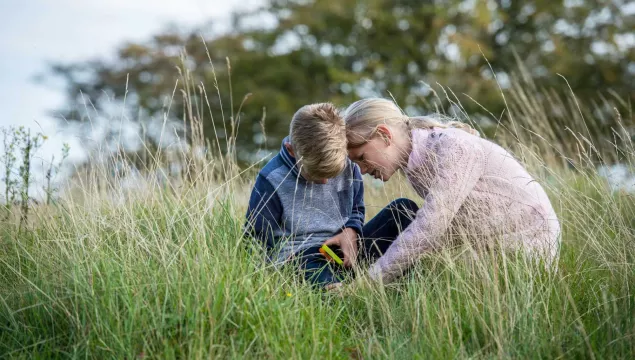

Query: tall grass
left=0, top=67, right=634, bottom=358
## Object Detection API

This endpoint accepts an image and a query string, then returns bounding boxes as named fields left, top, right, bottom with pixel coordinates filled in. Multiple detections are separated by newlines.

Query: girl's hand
left=325, top=275, right=375, bottom=297
left=325, top=282, right=343, bottom=291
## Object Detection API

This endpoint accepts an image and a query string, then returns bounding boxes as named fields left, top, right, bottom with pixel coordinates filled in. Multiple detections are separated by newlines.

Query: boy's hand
left=323, top=228, right=359, bottom=267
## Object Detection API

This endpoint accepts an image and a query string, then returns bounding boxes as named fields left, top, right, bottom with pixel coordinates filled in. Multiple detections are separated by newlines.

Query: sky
left=0, top=0, right=261, bottom=164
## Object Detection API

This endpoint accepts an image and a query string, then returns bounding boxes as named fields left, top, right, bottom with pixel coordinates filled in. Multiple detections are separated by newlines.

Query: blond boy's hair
left=290, top=103, right=347, bottom=179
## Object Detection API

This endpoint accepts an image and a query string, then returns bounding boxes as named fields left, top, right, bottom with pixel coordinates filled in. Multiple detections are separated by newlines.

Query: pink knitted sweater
left=369, top=128, right=561, bottom=283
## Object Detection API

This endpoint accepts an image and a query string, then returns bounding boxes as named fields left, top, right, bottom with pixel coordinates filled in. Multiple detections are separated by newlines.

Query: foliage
left=1, top=127, right=69, bottom=228
left=46, top=0, right=635, bottom=162
left=43, top=143, right=71, bottom=206
left=3, top=70, right=635, bottom=357
left=0, top=152, right=633, bottom=358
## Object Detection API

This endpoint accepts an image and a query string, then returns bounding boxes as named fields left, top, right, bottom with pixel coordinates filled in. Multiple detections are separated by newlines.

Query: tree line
left=47, top=0, right=634, bottom=164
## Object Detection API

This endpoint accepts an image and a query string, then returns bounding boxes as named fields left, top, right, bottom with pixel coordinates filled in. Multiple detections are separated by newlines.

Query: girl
left=344, top=98, right=560, bottom=283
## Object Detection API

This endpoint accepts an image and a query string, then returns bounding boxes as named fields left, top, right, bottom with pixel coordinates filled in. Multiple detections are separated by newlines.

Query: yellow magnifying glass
left=319, top=244, right=344, bottom=266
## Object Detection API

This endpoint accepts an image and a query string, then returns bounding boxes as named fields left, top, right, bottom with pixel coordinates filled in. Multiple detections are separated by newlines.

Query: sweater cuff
left=368, top=262, right=383, bottom=282
left=344, top=223, right=363, bottom=238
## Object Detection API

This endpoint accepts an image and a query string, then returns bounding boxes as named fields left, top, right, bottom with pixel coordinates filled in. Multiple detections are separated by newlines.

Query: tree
left=47, top=0, right=634, bottom=164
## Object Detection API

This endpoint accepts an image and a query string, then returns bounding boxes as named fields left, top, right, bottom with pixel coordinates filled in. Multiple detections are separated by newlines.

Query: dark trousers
left=299, top=198, right=419, bottom=287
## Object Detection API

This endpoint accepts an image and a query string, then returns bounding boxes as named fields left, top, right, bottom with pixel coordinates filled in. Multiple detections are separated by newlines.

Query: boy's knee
left=389, top=198, right=419, bottom=213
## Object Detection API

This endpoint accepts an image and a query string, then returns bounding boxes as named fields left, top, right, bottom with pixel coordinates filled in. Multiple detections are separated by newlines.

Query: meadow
left=0, top=79, right=633, bottom=359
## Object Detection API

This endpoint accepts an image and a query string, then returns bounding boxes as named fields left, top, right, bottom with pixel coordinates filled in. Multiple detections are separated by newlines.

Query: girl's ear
left=375, top=124, right=392, bottom=144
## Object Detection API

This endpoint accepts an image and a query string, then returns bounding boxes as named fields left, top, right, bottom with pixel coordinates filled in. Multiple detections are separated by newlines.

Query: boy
left=244, top=103, right=365, bottom=288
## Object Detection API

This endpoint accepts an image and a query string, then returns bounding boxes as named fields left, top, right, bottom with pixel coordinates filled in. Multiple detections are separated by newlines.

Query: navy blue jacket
left=245, top=138, right=365, bottom=262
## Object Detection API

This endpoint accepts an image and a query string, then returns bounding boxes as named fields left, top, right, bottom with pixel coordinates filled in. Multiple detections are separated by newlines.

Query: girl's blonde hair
left=344, top=98, right=478, bottom=147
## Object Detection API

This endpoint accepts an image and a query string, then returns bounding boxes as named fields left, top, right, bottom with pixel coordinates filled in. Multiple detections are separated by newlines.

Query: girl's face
left=347, top=125, right=407, bottom=182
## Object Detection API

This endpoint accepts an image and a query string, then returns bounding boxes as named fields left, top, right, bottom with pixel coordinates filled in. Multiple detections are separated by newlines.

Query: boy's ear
left=284, top=142, right=296, bottom=157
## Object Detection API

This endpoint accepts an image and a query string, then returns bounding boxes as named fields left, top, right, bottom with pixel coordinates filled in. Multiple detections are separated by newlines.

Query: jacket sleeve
left=344, top=163, right=365, bottom=235
left=369, top=136, right=484, bottom=283
left=244, top=174, right=283, bottom=250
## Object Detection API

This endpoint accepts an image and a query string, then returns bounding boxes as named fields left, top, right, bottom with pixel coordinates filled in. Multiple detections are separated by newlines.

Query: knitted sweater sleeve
left=369, top=134, right=485, bottom=283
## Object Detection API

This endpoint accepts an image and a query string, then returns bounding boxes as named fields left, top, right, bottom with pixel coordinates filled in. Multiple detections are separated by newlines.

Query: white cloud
left=0, top=1, right=262, bottom=122
left=0, top=0, right=263, bottom=127
left=0, top=0, right=262, bottom=195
